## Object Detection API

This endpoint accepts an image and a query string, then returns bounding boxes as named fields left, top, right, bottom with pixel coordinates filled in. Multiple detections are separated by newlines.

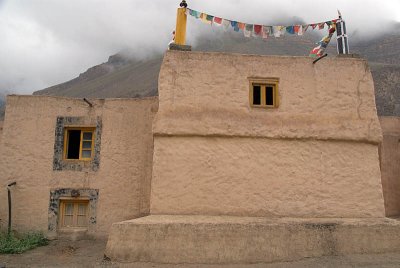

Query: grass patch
left=0, top=231, right=48, bottom=254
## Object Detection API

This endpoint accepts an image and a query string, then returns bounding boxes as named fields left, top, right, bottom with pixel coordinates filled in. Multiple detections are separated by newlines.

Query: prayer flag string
left=186, top=8, right=339, bottom=57
left=187, top=8, right=338, bottom=39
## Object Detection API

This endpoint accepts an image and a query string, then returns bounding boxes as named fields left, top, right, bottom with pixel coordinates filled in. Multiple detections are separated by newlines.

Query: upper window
left=249, top=78, right=279, bottom=108
left=64, top=128, right=95, bottom=160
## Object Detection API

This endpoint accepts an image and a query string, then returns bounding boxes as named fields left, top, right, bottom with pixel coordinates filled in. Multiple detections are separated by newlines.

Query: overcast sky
left=1, top=0, right=399, bottom=94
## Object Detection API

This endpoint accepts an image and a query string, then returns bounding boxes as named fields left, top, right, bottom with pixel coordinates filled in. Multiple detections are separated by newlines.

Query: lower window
left=59, top=200, right=89, bottom=228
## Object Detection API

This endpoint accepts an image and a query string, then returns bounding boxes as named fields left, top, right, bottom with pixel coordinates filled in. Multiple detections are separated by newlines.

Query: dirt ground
left=0, top=239, right=106, bottom=268
left=2, top=239, right=400, bottom=268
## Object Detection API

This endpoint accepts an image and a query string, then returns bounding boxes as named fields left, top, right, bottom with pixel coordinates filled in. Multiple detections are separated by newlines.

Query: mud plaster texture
left=105, top=215, right=400, bottom=264
left=151, top=51, right=385, bottom=218
left=379, top=116, right=400, bottom=216
left=0, top=95, right=158, bottom=238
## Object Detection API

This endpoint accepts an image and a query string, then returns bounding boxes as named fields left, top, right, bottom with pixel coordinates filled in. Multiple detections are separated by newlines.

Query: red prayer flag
left=311, top=24, right=317, bottom=29
left=294, top=25, right=300, bottom=33
left=253, top=25, right=262, bottom=35
left=309, top=45, right=323, bottom=58
left=214, top=17, right=222, bottom=24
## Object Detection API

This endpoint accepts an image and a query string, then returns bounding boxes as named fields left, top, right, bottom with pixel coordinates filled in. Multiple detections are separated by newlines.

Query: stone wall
left=379, top=116, right=400, bottom=216
left=151, top=51, right=385, bottom=218
left=0, top=95, right=157, bottom=238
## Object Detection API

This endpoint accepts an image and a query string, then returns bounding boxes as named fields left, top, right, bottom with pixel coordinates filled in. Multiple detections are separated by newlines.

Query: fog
left=0, top=0, right=399, bottom=93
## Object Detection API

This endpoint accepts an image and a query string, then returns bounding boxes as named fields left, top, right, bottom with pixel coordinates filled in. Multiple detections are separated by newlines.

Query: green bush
left=0, top=231, right=48, bottom=254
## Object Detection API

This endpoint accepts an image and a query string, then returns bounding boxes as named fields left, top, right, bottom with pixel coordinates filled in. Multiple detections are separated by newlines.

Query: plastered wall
left=151, top=137, right=383, bottom=217
left=151, top=51, right=385, bottom=218
left=0, top=95, right=157, bottom=237
left=379, top=117, right=400, bottom=216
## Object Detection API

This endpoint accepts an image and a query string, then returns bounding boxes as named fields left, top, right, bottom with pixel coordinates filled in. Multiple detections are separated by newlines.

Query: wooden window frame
left=59, top=199, right=90, bottom=229
left=248, top=78, right=279, bottom=108
left=63, top=127, right=95, bottom=161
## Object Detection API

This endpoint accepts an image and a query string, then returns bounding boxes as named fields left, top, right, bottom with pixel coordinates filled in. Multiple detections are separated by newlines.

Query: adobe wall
left=379, top=116, right=400, bottom=216
left=0, top=95, right=157, bottom=238
left=150, top=51, right=385, bottom=218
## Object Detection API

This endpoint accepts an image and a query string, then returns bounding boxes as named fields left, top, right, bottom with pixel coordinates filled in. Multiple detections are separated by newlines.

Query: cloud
left=0, top=0, right=399, bottom=94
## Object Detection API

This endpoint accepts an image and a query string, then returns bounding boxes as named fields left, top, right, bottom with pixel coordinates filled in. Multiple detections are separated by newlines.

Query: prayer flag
left=214, top=17, right=222, bottom=25
left=238, top=22, right=246, bottom=30
left=253, top=25, right=262, bottom=36
left=309, top=45, right=323, bottom=58
left=279, top=26, right=286, bottom=36
left=262, top=25, right=272, bottom=39
left=262, top=26, right=268, bottom=39
left=286, top=26, right=295, bottom=34
left=188, top=9, right=200, bottom=19
left=200, top=13, right=208, bottom=23
left=318, top=22, right=325, bottom=30
left=273, top=26, right=282, bottom=37
left=298, top=25, right=304, bottom=35
left=222, top=19, right=230, bottom=30
left=231, top=21, right=240, bottom=32
left=309, top=24, right=336, bottom=58
left=206, top=15, right=214, bottom=24
left=244, top=24, right=253, bottom=37
left=311, top=24, right=317, bottom=29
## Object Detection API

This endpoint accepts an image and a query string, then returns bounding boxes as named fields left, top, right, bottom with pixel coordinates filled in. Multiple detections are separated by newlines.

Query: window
left=63, top=128, right=95, bottom=160
left=59, top=200, right=89, bottom=228
left=249, top=78, right=279, bottom=108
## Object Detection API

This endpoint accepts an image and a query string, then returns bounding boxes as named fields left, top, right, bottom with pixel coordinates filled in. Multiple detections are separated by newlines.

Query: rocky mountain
left=33, top=54, right=161, bottom=99
left=0, top=93, right=6, bottom=120
left=371, top=63, right=400, bottom=116
left=27, top=24, right=400, bottom=117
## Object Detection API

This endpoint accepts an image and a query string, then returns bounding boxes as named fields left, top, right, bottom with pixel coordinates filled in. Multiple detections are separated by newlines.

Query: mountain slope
left=0, top=93, right=6, bottom=120
left=351, top=23, right=400, bottom=65
left=371, top=63, right=400, bottom=116
left=34, top=54, right=161, bottom=98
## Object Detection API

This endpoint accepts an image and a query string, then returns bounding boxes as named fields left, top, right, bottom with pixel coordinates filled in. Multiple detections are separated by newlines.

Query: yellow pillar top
left=175, top=1, right=188, bottom=46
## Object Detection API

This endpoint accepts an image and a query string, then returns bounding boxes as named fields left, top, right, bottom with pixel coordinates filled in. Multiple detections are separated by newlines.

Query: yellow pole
left=175, top=7, right=187, bottom=46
